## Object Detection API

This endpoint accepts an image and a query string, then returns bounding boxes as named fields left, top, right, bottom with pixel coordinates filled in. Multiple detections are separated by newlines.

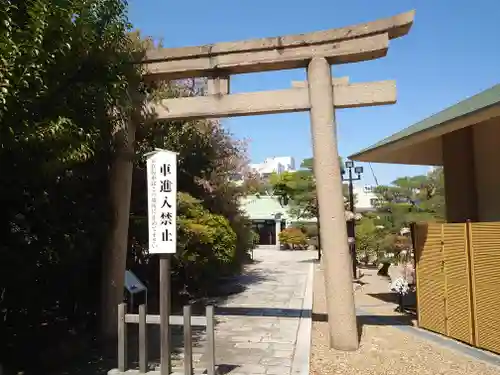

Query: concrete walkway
left=211, top=248, right=315, bottom=375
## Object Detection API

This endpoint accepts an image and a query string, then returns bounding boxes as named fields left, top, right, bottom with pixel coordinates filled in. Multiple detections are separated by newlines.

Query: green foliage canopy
left=0, top=2, right=257, bottom=372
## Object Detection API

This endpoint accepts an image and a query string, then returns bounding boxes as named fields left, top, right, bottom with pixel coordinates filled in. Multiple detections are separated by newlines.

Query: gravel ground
left=310, top=265, right=500, bottom=375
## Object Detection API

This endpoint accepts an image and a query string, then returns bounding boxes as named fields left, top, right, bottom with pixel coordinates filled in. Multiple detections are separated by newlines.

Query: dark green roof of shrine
left=349, top=83, right=500, bottom=159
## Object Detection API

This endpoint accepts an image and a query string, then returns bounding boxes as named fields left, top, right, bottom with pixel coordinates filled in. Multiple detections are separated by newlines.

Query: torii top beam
left=143, top=11, right=415, bottom=80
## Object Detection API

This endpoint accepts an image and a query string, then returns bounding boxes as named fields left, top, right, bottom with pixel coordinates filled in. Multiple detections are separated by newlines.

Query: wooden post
left=206, top=306, right=216, bottom=375
left=183, top=305, right=193, bottom=375
left=118, top=303, right=127, bottom=372
left=160, top=256, right=171, bottom=375
left=139, top=304, right=148, bottom=373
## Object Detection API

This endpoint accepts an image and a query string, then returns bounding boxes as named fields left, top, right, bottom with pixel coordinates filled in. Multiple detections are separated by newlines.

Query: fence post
left=465, top=220, right=478, bottom=346
left=139, top=304, right=148, bottom=373
left=409, top=222, right=419, bottom=324
left=118, top=303, right=127, bottom=373
left=183, top=305, right=193, bottom=375
left=206, top=305, right=216, bottom=375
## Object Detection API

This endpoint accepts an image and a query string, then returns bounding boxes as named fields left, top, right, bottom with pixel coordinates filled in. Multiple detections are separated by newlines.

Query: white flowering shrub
left=390, top=277, right=410, bottom=295
left=344, top=211, right=355, bottom=221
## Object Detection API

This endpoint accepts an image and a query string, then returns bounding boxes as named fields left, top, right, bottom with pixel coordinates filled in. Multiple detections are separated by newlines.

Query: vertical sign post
left=146, top=149, right=178, bottom=375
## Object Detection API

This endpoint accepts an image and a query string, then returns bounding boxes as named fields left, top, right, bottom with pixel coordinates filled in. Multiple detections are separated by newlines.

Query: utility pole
left=342, top=160, right=363, bottom=279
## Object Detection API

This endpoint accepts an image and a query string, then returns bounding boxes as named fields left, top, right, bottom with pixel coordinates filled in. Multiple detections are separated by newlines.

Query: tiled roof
left=240, top=195, right=316, bottom=222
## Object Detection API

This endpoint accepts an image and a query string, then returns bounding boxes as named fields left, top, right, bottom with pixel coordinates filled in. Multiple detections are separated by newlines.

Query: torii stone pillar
left=141, top=10, right=415, bottom=350
left=307, top=58, right=357, bottom=348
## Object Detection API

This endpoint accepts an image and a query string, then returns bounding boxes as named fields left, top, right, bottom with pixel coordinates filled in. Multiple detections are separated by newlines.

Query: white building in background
left=229, top=156, right=296, bottom=185
left=249, top=156, right=296, bottom=178
left=353, top=184, right=378, bottom=212
left=234, top=157, right=377, bottom=211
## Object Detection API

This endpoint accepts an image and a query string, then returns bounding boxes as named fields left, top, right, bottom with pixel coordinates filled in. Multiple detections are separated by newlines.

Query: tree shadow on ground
left=315, top=312, right=415, bottom=325
left=312, top=311, right=416, bottom=343
left=356, top=313, right=416, bottom=343
left=354, top=279, right=368, bottom=286
left=216, top=306, right=304, bottom=318
left=312, top=312, right=414, bottom=342
left=298, top=258, right=320, bottom=264
left=367, top=292, right=417, bottom=308
left=51, top=264, right=273, bottom=375
left=358, top=264, right=379, bottom=270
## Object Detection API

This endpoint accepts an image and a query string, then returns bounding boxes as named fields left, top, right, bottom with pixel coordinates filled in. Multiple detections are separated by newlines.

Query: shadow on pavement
left=215, top=306, right=305, bottom=318
left=298, top=258, right=320, bottom=264
left=367, top=292, right=417, bottom=308
left=216, top=363, right=240, bottom=374
left=312, top=311, right=415, bottom=344
left=51, top=265, right=274, bottom=375
left=312, top=312, right=414, bottom=326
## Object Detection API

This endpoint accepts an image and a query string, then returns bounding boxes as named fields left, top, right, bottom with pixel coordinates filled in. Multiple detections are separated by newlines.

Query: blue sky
left=129, top=0, right=500, bottom=185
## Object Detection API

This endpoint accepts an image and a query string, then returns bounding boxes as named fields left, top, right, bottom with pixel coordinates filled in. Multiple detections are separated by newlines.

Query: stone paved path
left=210, top=248, right=315, bottom=375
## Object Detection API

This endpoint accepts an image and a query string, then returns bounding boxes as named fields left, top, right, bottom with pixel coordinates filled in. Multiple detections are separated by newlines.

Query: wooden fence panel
left=415, top=223, right=447, bottom=335
left=414, top=221, right=500, bottom=354
left=442, top=223, right=474, bottom=345
left=470, top=222, right=500, bottom=354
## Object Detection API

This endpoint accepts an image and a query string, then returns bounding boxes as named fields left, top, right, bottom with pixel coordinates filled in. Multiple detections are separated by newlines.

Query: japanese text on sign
left=146, top=150, right=177, bottom=254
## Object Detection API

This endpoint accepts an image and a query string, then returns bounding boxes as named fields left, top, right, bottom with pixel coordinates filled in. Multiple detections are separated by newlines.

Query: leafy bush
left=292, top=222, right=318, bottom=238
left=176, top=193, right=239, bottom=292
left=250, top=229, right=260, bottom=247
left=279, top=227, right=307, bottom=249
left=0, top=0, right=139, bottom=371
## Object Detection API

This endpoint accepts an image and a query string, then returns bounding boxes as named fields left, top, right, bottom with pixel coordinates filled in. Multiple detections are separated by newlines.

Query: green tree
left=373, top=167, right=445, bottom=232
left=129, top=109, right=256, bottom=294
left=0, top=0, right=142, bottom=370
left=269, top=157, right=351, bottom=252
left=356, top=167, right=446, bottom=264
left=270, top=157, right=351, bottom=220
left=0, top=3, right=257, bottom=372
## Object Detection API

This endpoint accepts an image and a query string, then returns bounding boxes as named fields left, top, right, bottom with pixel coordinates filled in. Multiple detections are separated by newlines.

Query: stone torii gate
left=143, top=10, right=415, bottom=350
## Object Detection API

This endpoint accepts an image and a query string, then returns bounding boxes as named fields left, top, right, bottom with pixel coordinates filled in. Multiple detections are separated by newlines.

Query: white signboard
left=146, top=149, right=177, bottom=254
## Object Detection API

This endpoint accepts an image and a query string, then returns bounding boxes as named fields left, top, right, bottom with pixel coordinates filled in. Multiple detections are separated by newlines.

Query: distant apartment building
left=352, top=184, right=378, bottom=212
left=230, top=156, right=296, bottom=184
left=249, top=156, right=296, bottom=178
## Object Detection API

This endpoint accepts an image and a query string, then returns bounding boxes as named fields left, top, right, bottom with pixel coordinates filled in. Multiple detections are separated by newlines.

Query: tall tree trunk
left=100, top=116, right=136, bottom=339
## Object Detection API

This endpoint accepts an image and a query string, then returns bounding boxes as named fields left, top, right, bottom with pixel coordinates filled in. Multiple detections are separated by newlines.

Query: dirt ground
left=310, top=265, right=500, bottom=375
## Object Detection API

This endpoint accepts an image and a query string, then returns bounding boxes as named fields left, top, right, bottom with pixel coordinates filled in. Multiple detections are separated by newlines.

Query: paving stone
left=208, top=249, right=315, bottom=375
left=236, top=364, right=267, bottom=373
left=260, top=356, right=292, bottom=367
left=260, top=337, right=295, bottom=344
left=230, top=335, right=263, bottom=342
left=229, top=326, right=254, bottom=332
left=269, top=343, right=294, bottom=351
left=228, top=355, right=264, bottom=364
left=272, top=350, right=294, bottom=359
left=234, top=342, right=270, bottom=350
left=266, top=365, right=288, bottom=374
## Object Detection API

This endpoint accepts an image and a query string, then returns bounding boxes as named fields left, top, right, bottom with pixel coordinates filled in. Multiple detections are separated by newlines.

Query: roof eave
left=349, top=86, right=500, bottom=165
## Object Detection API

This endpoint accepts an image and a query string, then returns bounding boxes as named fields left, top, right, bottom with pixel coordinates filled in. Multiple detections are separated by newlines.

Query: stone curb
left=290, top=262, right=314, bottom=375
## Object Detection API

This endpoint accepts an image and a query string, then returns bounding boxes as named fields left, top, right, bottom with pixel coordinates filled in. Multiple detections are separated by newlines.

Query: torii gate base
left=140, top=10, right=415, bottom=352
